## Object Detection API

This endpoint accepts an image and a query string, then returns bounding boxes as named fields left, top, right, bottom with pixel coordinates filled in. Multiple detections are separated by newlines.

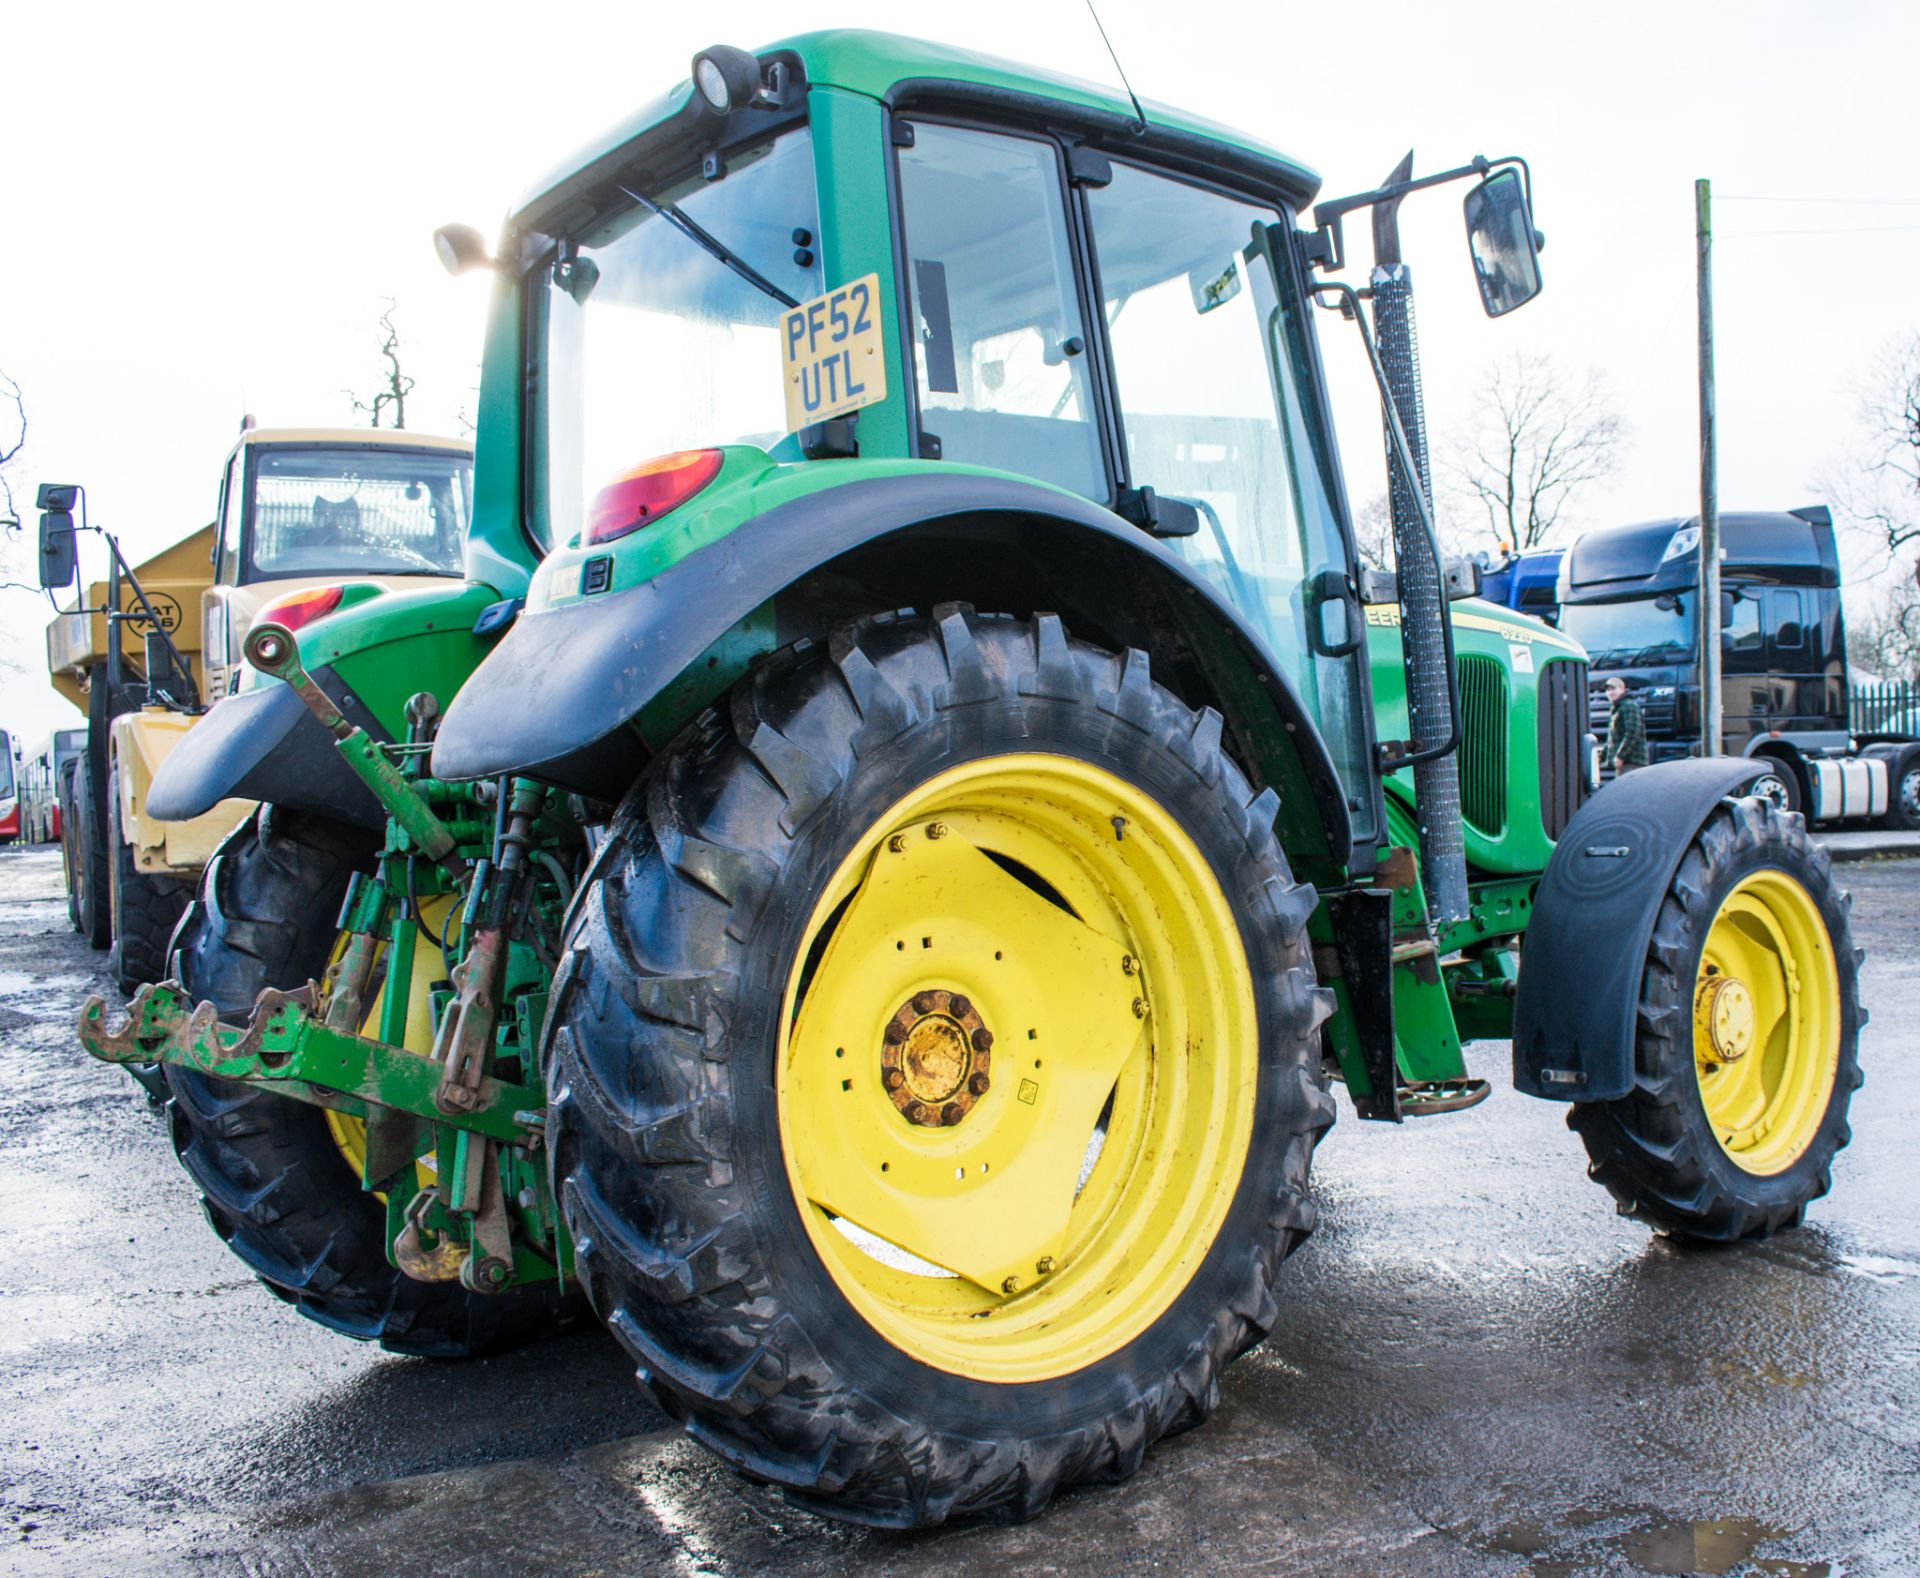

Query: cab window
left=216, top=452, right=246, bottom=585
left=246, top=447, right=469, bottom=580
left=896, top=123, right=1104, bottom=501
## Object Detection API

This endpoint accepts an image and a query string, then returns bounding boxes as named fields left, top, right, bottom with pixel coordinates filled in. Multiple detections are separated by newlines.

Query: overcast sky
left=4, top=0, right=1916, bottom=747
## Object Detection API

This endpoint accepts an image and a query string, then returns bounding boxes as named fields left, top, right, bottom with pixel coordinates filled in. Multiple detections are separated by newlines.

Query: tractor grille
left=1456, top=655, right=1509, bottom=836
left=1539, top=658, right=1590, bottom=840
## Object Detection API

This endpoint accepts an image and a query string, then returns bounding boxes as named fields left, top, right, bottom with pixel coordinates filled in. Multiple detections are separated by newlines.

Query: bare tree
left=1446, top=351, right=1626, bottom=552
left=0, top=368, right=24, bottom=526
left=347, top=301, right=415, bottom=430
left=1824, top=330, right=1920, bottom=558
left=1847, top=573, right=1920, bottom=685
left=1352, top=492, right=1396, bottom=574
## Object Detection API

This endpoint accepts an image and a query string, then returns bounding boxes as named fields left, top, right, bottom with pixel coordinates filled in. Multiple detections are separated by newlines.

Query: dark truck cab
left=1557, top=507, right=1918, bottom=826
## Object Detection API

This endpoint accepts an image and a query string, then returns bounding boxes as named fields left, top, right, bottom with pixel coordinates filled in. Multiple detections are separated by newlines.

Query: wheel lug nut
left=1001, top=1276, right=1020, bottom=1295
left=968, top=1072, right=991, bottom=1096
left=1121, top=954, right=1137, bottom=975
left=887, top=833, right=907, bottom=853
left=948, top=994, right=971, bottom=1019
left=913, top=991, right=937, bottom=1015
left=908, top=1102, right=929, bottom=1124
left=941, top=1102, right=964, bottom=1126
left=1036, top=1257, right=1054, bottom=1275
left=884, top=1068, right=904, bottom=1090
left=1132, top=997, right=1148, bottom=1019
left=972, top=1027, right=993, bottom=1051
left=926, top=822, right=948, bottom=840
left=884, top=1020, right=908, bottom=1045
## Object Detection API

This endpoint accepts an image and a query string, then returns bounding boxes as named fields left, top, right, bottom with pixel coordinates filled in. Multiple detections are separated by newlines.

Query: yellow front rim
left=324, top=896, right=455, bottom=1190
left=777, top=753, right=1258, bottom=1384
left=1692, top=869, right=1840, bottom=1175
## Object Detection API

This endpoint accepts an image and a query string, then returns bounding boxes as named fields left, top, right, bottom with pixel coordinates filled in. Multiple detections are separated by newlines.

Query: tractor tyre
left=107, top=760, right=192, bottom=994
left=58, top=760, right=82, bottom=933
left=1570, top=797, right=1862, bottom=1243
left=70, top=767, right=112, bottom=950
left=164, top=807, right=571, bottom=1357
left=546, top=607, right=1336, bottom=1526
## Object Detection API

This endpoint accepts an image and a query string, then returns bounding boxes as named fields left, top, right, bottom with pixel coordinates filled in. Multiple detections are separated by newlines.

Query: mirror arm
left=1309, top=277, right=1463, bottom=769
left=1307, top=154, right=1533, bottom=273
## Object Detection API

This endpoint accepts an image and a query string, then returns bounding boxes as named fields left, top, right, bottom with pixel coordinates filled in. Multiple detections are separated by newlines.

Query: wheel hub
left=883, top=989, right=992, bottom=1125
left=1696, top=971, right=1756, bottom=1064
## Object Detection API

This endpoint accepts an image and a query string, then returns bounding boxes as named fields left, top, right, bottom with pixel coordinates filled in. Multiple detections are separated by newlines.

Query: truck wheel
left=58, top=761, right=82, bottom=933
left=107, top=761, right=192, bottom=994
left=1875, top=743, right=1920, bottom=832
left=69, top=768, right=111, bottom=949
left=165, top=807, right=571, bottom=1357
left=1748, top=758, right=1802, bottom=816
left=546, top=608, right=1335, bottom=1526
left=1570, top=798, right=1862, bottom=1243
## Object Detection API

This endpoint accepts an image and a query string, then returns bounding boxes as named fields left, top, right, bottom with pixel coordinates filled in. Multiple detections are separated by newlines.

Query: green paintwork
left=1366, top=599, right=1586, bottom=878
left=78, top=983, right=544, bottom=1147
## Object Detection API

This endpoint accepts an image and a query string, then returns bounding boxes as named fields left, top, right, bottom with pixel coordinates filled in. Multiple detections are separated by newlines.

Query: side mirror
left=1720, top=590, right=1737, bottom=624
left=37, top=506, right=78, bottom=590
left=1463, top=168, right=1543, bottom=318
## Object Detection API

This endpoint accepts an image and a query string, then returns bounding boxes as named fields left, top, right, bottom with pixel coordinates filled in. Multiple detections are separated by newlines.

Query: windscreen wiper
left=617, top=185, right=799, bottom=310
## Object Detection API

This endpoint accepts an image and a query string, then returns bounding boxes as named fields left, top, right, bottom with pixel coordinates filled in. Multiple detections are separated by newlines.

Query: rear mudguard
left=1512, top=756, right=1768, bottom=1102
left=146, top=672, right=394, bottom=830
left=430, top=471, right=1355, bottom=869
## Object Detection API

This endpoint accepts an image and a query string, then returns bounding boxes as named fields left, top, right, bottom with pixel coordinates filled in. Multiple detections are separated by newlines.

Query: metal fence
left=1852, top=680, right=1918, bottom=736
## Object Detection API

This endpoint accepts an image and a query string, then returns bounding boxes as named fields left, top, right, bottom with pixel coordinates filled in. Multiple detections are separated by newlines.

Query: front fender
left=1512, top=756, right=1769, bottom=1101
left=431, top=471, right=1354, bottom=870
left=146, top=671, right=394, bottom=830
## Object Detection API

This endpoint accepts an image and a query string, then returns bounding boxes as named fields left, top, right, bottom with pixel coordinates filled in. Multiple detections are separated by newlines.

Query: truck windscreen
left=248, top=448, right=469, bottom=580
left=1559, top=593, right=1695, bottom=666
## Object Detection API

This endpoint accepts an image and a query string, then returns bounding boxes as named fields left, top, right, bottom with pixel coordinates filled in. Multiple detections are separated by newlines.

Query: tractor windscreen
left=533, top=130, right=822, bottom=551
left=247, top=447, right=469, bottom=580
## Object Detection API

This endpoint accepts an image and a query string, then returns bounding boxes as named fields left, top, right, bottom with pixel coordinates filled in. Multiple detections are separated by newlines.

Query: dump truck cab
left=200, top=426, right=472, bottom=700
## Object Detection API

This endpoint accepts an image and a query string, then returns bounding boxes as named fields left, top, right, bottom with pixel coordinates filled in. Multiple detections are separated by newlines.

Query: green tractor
left=88, top=33, right=1863, bottom=1524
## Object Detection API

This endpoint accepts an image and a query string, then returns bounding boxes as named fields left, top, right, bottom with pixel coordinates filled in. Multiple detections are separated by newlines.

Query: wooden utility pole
left=1696, top=178, right=1722, bottom=758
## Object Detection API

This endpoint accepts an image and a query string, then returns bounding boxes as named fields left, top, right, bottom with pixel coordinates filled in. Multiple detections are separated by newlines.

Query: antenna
left=1084, top=1, right=1147, bottom=135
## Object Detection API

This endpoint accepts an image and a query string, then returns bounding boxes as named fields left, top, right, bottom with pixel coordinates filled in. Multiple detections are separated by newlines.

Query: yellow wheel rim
left=324, top=896, right=455, bottom=1191
left=777, top=752, right=1258, bottom=1384
left=1692, top=869, right=1840, bottom=1175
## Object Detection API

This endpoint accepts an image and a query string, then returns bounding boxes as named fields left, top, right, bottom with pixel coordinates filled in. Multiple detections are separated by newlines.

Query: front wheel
left=1570, top=797, right=1862, bottom=1242
left=106, top=760, right=192, bottom=994
left=547, top=608, right=1335, bottom=1526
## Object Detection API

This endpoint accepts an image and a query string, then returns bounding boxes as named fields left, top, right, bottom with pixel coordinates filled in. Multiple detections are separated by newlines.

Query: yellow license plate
left=782, top=273, right=886, bottom=433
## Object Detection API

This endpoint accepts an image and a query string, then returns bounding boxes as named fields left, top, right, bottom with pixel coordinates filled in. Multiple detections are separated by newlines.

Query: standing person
left=1603, top=676, right=1648, bottom=777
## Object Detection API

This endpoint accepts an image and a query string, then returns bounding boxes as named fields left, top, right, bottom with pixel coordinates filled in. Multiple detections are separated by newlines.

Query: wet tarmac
left=2, top=842, right=1915, bottom=1577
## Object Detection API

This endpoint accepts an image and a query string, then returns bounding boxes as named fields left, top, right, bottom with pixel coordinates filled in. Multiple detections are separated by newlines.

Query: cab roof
left=230, top=428, right=472, bottom=455
left=514, top=29, right=1320, bottom=224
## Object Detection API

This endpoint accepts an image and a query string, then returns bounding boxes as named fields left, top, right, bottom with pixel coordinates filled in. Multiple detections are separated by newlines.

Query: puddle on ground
left=1618, top=1517, right=1826, bottom=1577
left=1486, top=1511, right=1829, bottom=1577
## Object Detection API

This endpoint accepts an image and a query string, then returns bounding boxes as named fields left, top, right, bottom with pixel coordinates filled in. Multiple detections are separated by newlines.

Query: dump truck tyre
left=70, top=768, right=111, bottom=949
left=547, top=608, right=1336, bottom=1526
left=164, top=807, right=571, bottom=1358
left=107, top=761, right=191, bottom=994
left=1570, top=798, right=1862, bottom=1243
left=59, top=761, right=82, bottom=933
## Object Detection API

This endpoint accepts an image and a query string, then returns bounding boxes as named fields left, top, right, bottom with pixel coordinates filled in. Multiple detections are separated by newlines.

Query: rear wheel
left=1873, top=743, right=1920, bottom=831
left=1748, top=757, right=1803, bottom=817
left=547, top=608, right=1335, bottom=1525
left=165, top=807, right=570, bottom=1356
left=106, top=760, right=191, bottom=994
left=1571, top=798, right=1862, bottom=1242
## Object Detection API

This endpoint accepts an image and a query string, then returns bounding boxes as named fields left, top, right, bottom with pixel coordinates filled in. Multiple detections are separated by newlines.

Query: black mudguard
left=146, top=671, right=393, bottom=831
left=1512, top=756, right=1769, bottom=1101
left=431, top=472, right=1353, bottom=864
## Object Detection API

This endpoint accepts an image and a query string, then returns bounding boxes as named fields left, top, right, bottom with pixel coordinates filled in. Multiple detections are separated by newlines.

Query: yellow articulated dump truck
left=41, top=425, right=474, bottom=991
